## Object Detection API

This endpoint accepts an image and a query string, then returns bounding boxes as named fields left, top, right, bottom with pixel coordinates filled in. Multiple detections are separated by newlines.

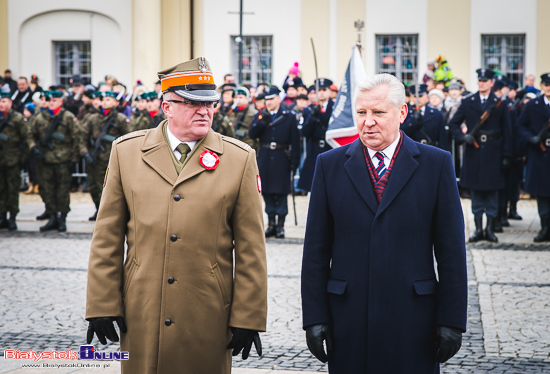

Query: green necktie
left=176, top=143, right=191, bottom=164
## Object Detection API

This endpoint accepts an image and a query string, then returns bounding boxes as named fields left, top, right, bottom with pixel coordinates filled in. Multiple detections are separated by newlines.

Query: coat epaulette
left=221, top=136, right=251, bottom=152
left=464, top=93, right=475, bottom=101
left=116, top=130, right=148, bottom=144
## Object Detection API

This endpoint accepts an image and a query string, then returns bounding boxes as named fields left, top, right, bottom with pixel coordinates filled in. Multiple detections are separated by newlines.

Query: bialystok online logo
left=3, top=345, right=129, bottom=361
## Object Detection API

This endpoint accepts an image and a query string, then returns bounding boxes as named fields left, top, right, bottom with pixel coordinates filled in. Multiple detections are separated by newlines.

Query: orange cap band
left=161, top=71, right=215, bottom=92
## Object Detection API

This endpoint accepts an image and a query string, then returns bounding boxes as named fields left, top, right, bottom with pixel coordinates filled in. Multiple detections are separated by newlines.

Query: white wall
left=202, top=0, right=302, bottom=87
left=365, top=0, right=428, bottom=79
left=470, top=0, right=537, bottom=89
left=8, top=0, right=132, bottom=87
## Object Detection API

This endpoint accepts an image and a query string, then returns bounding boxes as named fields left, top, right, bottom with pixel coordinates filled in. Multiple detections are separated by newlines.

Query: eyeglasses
left=166, top=100, right=219, bottom=109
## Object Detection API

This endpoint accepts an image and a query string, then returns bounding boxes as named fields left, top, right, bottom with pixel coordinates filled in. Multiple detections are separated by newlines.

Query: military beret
left=135, top=92, right=148, bottom=101
left=93, top=91, right=104, bottom=99
left=541, top=73, right=550, bottom=84
left=47, top=91, right=64, bottom=99
left=157, top=56, right=219, bottom=102
left=40, top=91, right=50, bottom=98
left=0, top=92, right=11, bottom=99
left=264, top=86, right=281, bottom=100
left=103, top=91, right=116, bottom=99
left=235, top=86, right=250, bottom=99
left=147, top=91, right=161, bottom=101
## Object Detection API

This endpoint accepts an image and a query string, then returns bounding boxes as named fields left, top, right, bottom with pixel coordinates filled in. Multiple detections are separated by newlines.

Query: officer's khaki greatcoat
left=86, top=122, right=268, bottom=373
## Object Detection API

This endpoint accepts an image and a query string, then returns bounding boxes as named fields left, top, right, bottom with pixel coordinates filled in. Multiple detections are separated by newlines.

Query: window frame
left=53, top=41, right=92, bottom=86
left=481, top=34, right=525, bottom=86
left=231, top=35, right=273, bottom=86
left=376, top=34, right=418, bottom=86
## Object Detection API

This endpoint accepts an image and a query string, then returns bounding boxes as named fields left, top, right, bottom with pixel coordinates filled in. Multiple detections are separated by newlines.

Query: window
left=481, top=35, right=525, bottom=85
left=376, top=35, right=418, bottom=86
left=232, top=36, right=272, bottom=85
left=54, top=41, right=91, bottom=86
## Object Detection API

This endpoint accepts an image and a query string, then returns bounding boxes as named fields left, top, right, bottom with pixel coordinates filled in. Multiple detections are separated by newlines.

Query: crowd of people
left=0, top=60, right=549, bottom=242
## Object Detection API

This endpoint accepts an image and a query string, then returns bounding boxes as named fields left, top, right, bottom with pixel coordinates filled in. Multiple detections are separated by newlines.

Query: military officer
left=449, top=68, right=513, bottom=243
left=146, top=91, right=166, bottom=128
left=85, top=57, right=267, bottom=373
left=229, top=87, right=258, bottom=149
left=0, top=92, right=30, bottom=230
left=28, top=91, right=83, bottom=232
left=81, top=91, right=131, bottom=221
left=401, top=84, right=448, bottom=150
left=129, top=92, right=150, bottom=131
left=298, top=78, right=334, bottom=193
left=517, top=73, right=550, bottom=242
left=249, top=86, right=301, bottom=238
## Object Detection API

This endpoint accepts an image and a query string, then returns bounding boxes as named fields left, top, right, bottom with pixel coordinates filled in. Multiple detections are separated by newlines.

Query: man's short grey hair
left=355, top=74, right=406, bottom=108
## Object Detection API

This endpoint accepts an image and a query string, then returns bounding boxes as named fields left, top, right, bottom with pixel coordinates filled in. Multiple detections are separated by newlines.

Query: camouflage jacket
left=82, top=109, right=131, bottom=162
left=28, top=109, right=81, bottom=164
left=0, top=110, right=30, bottom=167
left=227, top=105, right=258, bottom=149
left=212, top=110, right=236, bottom=138
left=130, top=109, right=151, bottom=131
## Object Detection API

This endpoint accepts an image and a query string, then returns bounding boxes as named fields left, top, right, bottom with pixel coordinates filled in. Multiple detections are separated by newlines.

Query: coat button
left=165, top=319, right=172, bottom=326
left=173, top=194, right=181, bottom=201
left=168, top=277, right=174, bottom=284
left=170, top=235, right=177, bottom=242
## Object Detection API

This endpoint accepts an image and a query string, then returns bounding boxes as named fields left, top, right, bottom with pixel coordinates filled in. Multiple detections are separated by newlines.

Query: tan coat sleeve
left=85, top=141, right=129, bottom=319
left=229, top=149, right=268, bottom=331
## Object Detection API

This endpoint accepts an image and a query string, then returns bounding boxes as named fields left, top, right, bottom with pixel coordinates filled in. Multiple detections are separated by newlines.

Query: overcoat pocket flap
left=413, top=279, right=438, bottom=295
left=327, top=279, right=347, bottom=295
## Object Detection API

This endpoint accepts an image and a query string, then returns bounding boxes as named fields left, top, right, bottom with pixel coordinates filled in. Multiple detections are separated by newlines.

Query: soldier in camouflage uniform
left=0, top=92, right=30, bottom=230
left=212, top=86, right=236, bottom=137
left=129, top=92, right=150, bottom=131
left=82, top=91, right=131, bottom=220
left=229, top=87, right=258, bottom=150
left=28, top=91, right=82, bottom=232
left=146, top=91, right=166, bottom=128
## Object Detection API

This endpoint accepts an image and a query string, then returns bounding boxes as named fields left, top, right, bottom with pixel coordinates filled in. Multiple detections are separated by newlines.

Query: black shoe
left=485, top=217, right=499, bottom=243
left=493, top=214, right=503, bottom=233
left=89, top=210, right=98, bottom=221
left=40, top=215, right=58, bottom=232
left=501, top=215, right=510, bottom=227
left=265, top=216, right=276, bottom=238
left=508, top=204, right=522, bottom=220
left=57, top=213, right=67, bottom=232
left=275, top=215, right=285, bottom=239
left=7, top=212, right=17, bottom=231
left=36, top=211, right=49, bottom=220
left=469, top=215, right=484, bottom=243
left=0, top=213, right=8, bottom=229
left=534, top=216, right=549, bottom=243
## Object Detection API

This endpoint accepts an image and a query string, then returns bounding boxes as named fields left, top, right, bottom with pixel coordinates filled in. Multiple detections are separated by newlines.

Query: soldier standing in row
left=212, top=85, right=236, bottom=137
left=0, top=92, right=29, bottom=230
left=82, top=91, right=131, bottom=220
left=298, top=78, right=334, bottom=193
left=230, top=87, right=258, bottom=150
left=249, top=86, right=300, bottom=238
left=146, top=91, right=166, bottom=128
left=517, top=73, right=550, bottom=242
left=76, top=86, right=99, bottom=122
left=401, top=84, right=448, bottom=150
left=28, top=91, right=82, bottom=232
left=449, top=69, right=512, bottom=243
left=129, top=92, right=150, bottom=131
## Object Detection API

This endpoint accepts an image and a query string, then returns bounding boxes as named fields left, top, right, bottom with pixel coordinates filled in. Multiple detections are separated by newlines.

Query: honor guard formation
left=1, top=60, right=549, bottom=242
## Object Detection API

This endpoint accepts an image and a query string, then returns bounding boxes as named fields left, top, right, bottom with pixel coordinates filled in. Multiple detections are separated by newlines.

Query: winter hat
left=289, top=62, right=300, bottom=76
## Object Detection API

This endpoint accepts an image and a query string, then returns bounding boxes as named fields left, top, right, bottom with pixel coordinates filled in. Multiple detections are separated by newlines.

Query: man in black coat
left=449, top=68, right=513, bottom=243
left=11, top=77, right=34, bottom=114
left=249, top=86, right=300, bottom=238
left=298, top=78, right=334, bottom=192
left=301, top=73, right=467, bottom=373
left=516, top=73, right=550, bottom=242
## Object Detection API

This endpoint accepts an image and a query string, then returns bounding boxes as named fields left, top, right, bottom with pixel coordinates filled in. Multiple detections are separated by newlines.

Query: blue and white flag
left=326, top=45, right=366, bottom=148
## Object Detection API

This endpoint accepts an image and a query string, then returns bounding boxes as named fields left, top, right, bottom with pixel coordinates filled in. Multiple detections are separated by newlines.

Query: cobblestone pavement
left=1, top=196, right=549, bottom=373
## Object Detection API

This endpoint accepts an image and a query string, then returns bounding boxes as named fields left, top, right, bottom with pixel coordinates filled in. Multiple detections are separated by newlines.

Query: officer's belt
left=312, top=139, right=326, bottom=147
left=261, top=142, right=289, bottom=150
left=477, top=131, right=502, bottom=142
left=419, top=139, right=435, bottom=145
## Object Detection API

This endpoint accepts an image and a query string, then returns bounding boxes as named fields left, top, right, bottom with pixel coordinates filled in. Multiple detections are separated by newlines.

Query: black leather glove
left=258, top=109, right=272, bottom=126
left=227, top=327, right=262, bottom=360
left=83, top=153, right=95, bottom=166
left=435, top=325, right=462, bottom=363
left=86, top=317, right=127, bottom=345
left=463, top=134, right=475, bottom=145
left=305, top=323, right=332, bottom=363
left=501, top=157, right=512, bottom=171
left=31, top=146, right=45, bottom=161
left=311, top=104, right=322, bottom=118
left=528, top=135, right=541, bottom=145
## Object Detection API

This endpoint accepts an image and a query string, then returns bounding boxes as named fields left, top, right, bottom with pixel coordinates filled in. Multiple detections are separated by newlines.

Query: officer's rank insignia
left=257, top=175, right=262, bottom=193
left=199, top=150, right=219, bottom=170
left=198, top=57, right=208, bottom=73
left=103, top=168, right=109, bottom=187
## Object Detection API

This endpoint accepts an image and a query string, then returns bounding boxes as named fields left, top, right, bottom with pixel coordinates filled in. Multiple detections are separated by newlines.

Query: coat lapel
left=141, top=124, right=178, bottom=186
left=344, top=139, right=378, bottom=214
left=175, top=129, right=224, bottom=187
left=376, top=134, right=419, bottom=216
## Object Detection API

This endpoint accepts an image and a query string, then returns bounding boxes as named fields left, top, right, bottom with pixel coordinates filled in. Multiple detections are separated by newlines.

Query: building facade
left=1, top=0, right=548, bottom=91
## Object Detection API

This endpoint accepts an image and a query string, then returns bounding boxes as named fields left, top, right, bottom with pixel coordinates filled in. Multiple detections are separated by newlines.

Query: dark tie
left=176, top=143, right=190, bottom=164
left=374, top=152, right=387, bottom=179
